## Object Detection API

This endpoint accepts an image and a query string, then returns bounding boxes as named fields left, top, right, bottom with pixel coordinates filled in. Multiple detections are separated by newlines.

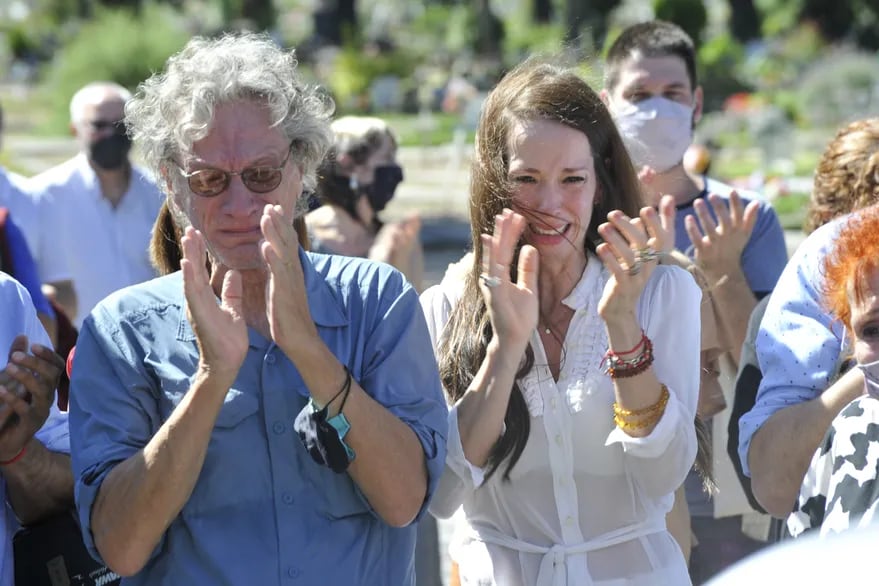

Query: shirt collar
left=175, top=247, right=349, bottom=341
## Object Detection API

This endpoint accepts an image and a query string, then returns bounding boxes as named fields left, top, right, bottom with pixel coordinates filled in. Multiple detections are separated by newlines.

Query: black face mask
left=365, top=164, right=403, bottom=212
left=328, top=173, right=359, bottom=202
left=89, top=131, right=132, bottom=171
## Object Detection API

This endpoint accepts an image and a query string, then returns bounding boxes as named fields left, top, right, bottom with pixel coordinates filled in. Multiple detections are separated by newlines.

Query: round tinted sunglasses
left=174, top=144, right=295, bottom=198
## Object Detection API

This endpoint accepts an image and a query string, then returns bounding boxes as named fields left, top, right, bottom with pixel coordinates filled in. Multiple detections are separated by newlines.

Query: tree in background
left=653, top=0, right=707, bottom=46
left=564, top=0, right=621, bottom=50
left=800, top=0, right=879, bottom=49
left=533, top=0, right=552, bottom=24
left=727, top=0, right=762, bottom=43
left=313, top=0, right=358, bottom=46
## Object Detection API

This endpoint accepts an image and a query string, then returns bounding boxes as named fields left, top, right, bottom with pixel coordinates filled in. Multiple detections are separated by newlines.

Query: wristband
left=293, top=366, right=356, bottom=473
left=0, top=444, right=27, bottom=466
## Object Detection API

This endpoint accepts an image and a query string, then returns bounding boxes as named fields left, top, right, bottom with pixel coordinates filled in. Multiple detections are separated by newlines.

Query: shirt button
left=266, top=354, right=276, bottom=365
left=550, top=397, right=557, bottom=409
left=554, top=434, right=562, bottom=446
left=565, top=516, right=575, bottom=526
left=287, top=566, right=301, bottom=579
left=282, top=492, right=295, bottom=505
left=272, top=421, right=285, bottom=435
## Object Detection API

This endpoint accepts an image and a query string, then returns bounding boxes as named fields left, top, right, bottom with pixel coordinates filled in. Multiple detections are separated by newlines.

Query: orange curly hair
left=805, top=118, right=879, bottom=234
left=823, top=206, right=879, bottom=335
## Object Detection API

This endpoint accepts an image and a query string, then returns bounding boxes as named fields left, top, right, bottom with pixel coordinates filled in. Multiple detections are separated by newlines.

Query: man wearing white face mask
left=602, top=20, right=789, bottom=584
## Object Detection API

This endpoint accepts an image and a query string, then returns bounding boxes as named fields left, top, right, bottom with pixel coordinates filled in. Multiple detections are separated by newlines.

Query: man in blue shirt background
left=68, top=32, right=448, bottom=585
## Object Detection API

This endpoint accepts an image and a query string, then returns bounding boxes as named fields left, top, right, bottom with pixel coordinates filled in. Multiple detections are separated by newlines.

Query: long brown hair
left=438, top=58, right=643, bottom=482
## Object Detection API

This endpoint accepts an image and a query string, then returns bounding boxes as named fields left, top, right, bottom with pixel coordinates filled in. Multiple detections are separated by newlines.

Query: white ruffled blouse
left=419, top=255, right=701, bottom=586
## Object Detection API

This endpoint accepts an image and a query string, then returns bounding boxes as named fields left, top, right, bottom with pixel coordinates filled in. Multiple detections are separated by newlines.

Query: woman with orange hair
left=788, top=205, right=879, bottom=536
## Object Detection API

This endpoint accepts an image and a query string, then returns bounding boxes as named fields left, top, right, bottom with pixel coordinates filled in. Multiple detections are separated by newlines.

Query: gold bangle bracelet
left=613, top=410, right=663, bottom=431
left=613, top=385, right=669, bottom=417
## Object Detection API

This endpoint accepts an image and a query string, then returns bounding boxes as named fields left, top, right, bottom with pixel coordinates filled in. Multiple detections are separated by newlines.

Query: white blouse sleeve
left=420, top=284, right=487, bottom=518
left=605, top=265, right=701, bottom=498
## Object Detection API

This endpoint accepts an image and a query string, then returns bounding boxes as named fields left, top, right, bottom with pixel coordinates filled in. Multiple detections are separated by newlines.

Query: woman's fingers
left=596, top=242, right=627, bottom=280
left=640, top=196, right=676, bottom=254
left=598, top=222, right=637, bottom=268
left=607, top=211, right=649, bottom=247
left=516, top=244, right=539, bottom=293
left=482, top=209, right=528, bottom=283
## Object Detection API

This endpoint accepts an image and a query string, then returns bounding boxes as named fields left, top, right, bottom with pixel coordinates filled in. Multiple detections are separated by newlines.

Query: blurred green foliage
left=697, top=34, right=752, bottom=111
left=383, top=112, right=473, bottom=147
left=652, top=0, right=707, bottom=46
left=38, top=3, right=189, bottom=133
left=326, top=45, right=418, bottom=113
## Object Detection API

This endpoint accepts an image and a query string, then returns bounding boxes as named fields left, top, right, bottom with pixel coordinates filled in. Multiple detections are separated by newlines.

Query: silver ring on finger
left=626, top=260, right=642, bottom=276
left=636, top=246, right=659, bottom=264
left=480, top=273, right=502, bottom=288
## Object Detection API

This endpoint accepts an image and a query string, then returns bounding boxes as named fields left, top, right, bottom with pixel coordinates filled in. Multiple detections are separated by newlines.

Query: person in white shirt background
left=26, top=81, right=163, bottom=327
left=0, top=272, right=72, bottom=585
left=420, top=58, right=701, bottom=586
left=0, top=100, right=64, bottom=343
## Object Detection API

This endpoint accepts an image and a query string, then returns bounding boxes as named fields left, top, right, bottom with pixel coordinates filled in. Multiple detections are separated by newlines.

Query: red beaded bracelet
left=601, top=336, right=655, bottom=379
left=0, top=445, right=27, bottom=466
left=607, top=330, right=648, bottom=356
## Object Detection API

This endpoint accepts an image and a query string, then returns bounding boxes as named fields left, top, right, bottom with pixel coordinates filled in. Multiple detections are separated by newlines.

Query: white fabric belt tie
left=468, top=518, right=666, bottom=586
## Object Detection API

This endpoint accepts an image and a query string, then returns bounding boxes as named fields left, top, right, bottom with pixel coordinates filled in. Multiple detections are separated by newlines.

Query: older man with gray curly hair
left=67, top=32, right=448, bottom=585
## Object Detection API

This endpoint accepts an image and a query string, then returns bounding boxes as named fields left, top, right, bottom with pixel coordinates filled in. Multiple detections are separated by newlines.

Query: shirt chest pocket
left=184, top=389, right=271, bottom=516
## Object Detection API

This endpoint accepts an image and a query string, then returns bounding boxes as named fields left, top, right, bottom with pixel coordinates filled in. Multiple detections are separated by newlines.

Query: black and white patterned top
left=789, top=396, right=879, bottom=537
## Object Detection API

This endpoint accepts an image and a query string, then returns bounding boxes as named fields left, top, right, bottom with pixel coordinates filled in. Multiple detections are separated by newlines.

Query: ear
left=599, top=88, right=611, bottom=107
left=693, top=86, right=704, bottom=125
left=69, top=122, right=78, bottom=137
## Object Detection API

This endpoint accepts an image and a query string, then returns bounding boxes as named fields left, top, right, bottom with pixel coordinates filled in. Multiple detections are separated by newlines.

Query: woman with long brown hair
left=421, top=58, right=701, bottom=585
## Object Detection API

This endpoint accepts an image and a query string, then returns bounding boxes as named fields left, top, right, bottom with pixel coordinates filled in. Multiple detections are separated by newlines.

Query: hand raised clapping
left=180, top=226, right=248, bottom=383
left=595, top=201, right=672, bottom=321
left=685, top=190, right=758, bottom=282
left=478, top=209, right=539, bottom=353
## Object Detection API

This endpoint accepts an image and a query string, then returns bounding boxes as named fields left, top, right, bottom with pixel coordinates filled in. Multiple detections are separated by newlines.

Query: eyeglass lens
left=188, top=166, right=284, bottom=197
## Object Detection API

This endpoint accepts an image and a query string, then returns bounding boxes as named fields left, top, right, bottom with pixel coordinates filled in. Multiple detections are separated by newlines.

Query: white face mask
left=610, top=96, right=694, bottom=173
left=859, top=358, right=879, bottom=399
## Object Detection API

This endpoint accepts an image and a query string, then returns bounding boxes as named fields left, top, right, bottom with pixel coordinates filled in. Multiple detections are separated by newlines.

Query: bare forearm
left=345, top=387, right=429, bottom=526
left=749, top=367, right=865, bottom=517
left=292, top=343, right=439, bottom=527
left=4, top=439, right=73, bottom=525
left=605, top=312, right=664, bottom=438
left=91, top=374, right=228, bottom=576
left=704, top=268, right=756, bottom=365
left=454, top=339, right=523, bottom=469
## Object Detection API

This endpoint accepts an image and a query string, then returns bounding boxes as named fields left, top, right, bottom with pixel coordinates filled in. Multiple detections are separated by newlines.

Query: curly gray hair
left=125, top=32, right=334, bottom=217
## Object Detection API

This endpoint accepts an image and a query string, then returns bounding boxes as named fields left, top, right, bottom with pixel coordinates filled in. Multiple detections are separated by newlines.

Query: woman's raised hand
left=479, top=209, right=539, bottom=353
left=638, top=194, right=676, bottom=254
left=596, top=209, right=662, bottom=322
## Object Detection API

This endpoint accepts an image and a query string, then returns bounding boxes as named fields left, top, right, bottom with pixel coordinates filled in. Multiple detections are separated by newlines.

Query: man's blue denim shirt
left=69, top=250, right=449, bottom=585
